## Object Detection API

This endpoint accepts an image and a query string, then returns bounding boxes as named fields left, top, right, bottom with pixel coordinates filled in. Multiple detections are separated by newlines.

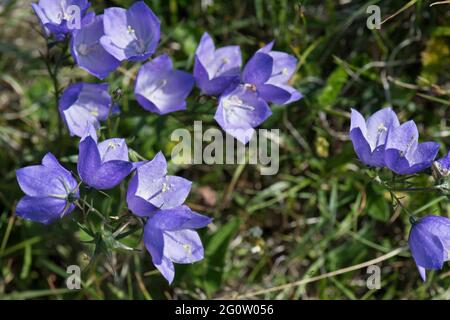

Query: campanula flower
left=349, top=108, right=400, bottom=167
left=71, top=14, right=120, bottom=79
left=135, top=55, right=195, bottom=114
left=215, top=84, right=272, bottom=144
left=194, top=32, right=241, bottom=96
left=126, top=152, right=192, bottom=217
left=59, top=83, right=118, bottom=138
left=241, top=48, right=301, bottom=105
left=257, top=41, right=302, bottom=104
left=100, top=1, right=160, bottom=62
left=16, top=153, right=79, bottom=224
left=32, top=0, right=90, bottom=40
left=77, top=130, right=133, bottom=190
left=144, top=205, right=212, bottom=283
left=434, top=151, right=450, bottom=178
left=409, top=215, right=450, bottom=281
left=385, top=120, right=440, bottom=175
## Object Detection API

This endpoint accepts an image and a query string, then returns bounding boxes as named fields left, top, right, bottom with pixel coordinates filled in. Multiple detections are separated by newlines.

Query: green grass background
left=0, top=0, right=449, bottom=299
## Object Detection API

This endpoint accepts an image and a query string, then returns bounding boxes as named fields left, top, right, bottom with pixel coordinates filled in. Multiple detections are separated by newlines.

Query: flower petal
left=242, top=52, right=273, bottom=85
left=150, top=205, right=212, bottom=231
left=16, top=196, right=72, bottom=225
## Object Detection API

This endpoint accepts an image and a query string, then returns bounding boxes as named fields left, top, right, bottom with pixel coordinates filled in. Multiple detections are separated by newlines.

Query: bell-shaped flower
left=215, top=84, right=272, bottom=144
left=256, top=41, right=302, bottom=104
left=100, top=1, right=160, bottom=62
left=71, top=14, right=120, bottom=79
left=144, top=205, right=212, bottom=284
left=59, top=82, right=118, bottom=138
left=349, top=108, right=400, bottom=167
left=31, top=0, right=90, bottom=41
left=134, top=55, right=195, bottom=114
left=77, top=130, right=133, bottom=190
left=16, top=153, right=79, bottom=224
left=241, top=47, right=301, bottom=105
left=126, top=152, right=192, bottom=217
left=409, top=215, right=450, bottom=282
left=193, top=32, right=241, bottom=96
left=434, top=151, right=450, bottom=178
left=385, top=120, right=440, bottom=175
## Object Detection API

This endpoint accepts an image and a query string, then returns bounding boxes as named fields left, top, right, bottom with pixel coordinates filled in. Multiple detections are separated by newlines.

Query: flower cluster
left=25, top=0, right=303, bottom=284
left=350, top=108, right=449, bottom=281
left=16, top=129, right=210, bottom=283
left=350, top=108, right=440, bottom=174
left=196, top=35, right=302, bottom=143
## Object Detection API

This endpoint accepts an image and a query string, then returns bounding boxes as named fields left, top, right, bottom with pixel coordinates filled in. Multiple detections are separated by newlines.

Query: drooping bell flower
left=433, top=151, right=450, bottom=178
left=194, top=32, right=241, bottom=96
left=134, top=55, right=195, bottom=114
left=100, top=1, right=160, bottom=62
left=408, top=215, right=450, bottom=281
left=349, top=108, right=400, bottom=168
left=59, top=82, right=118, bottom=137
left=16, top=153, right=79, bottom=224
left=31, top=0, right=90, bottom=41
left=126, top=152, right=192, bottom=217
left=241, top=49, right=301, bottom=105
left=215, top=84, right=272, bottom=144
left=385, top=120, right=440, bottom=175
left=71, top=14, right=120, bottom=79
left=143, top=205, right=212, bottom=283
left=77, top=129, right=133, bottom=190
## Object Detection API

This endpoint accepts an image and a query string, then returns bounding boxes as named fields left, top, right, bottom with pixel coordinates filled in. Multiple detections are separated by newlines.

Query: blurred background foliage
left=0, top=0, right=449, bottom=299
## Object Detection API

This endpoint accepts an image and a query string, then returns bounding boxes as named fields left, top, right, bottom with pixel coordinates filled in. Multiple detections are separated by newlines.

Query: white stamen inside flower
left=90, top=107, right=99, bottom=117
left=224, top=95, right=255, bottom=112
left=108, top=141, right=119, bottom=149
left=77, top=43, right=89, bottom=55
left=127, top=25, right=135, bottom=34
left=377, top=123, right=387, bottom=132
left=145, top=79, right=167, bottom=98
left=244, top=83, right=257, bottom=92
left=183, top=244, right=192, bottom=254
left=282, top=67, right=289, bottom=75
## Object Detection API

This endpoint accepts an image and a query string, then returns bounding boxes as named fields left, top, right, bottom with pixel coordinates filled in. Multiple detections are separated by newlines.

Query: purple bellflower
left=215, top=84, right=272, bottom=144
left=256, top=41, right=303, bottom=104
left=126, top=152, right=192, bottom=217
left=32, top=0, right=90, bottom=40
left=71, top=14, right=120, bottom=79
left=349, top=108, right=400, bottom=167
left=100, top=1, right=160, bottom=62
left=194, top=32, right=241, bottom=96
left=409, top=215, right=450, bottom=282
left=144, top=205, right=212, bottom=283
left=240, top=46, right=301, bottom=105
left=77, top=129, right=133, bottom=190
left=434, top=151, right=450, bottom=177
left=16, top=153, right=79, bottom=224
left=59, top=82, right=118, bottom=138
left=135, top=55, right=195, bottom=114
left=385, top=120, right=440, bottom=175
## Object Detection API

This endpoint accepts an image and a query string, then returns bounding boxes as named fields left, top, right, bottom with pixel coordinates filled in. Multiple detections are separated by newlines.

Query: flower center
left=223, top=95, right=255, bottom=112
left=77, top=43, right=90, bottom=55
left=145, top=79, right=167, bottom=98
left=244, top=83, right=257, bottom=92
left=127, top=25, right=135, bottom=34
left=89, top=107, right=99, bottom=117
left=183, top=244, right=192, bottom=254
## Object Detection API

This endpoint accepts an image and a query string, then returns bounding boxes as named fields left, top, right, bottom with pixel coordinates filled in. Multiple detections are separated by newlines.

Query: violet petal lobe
left=135, top=55, right=194, bottom=114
